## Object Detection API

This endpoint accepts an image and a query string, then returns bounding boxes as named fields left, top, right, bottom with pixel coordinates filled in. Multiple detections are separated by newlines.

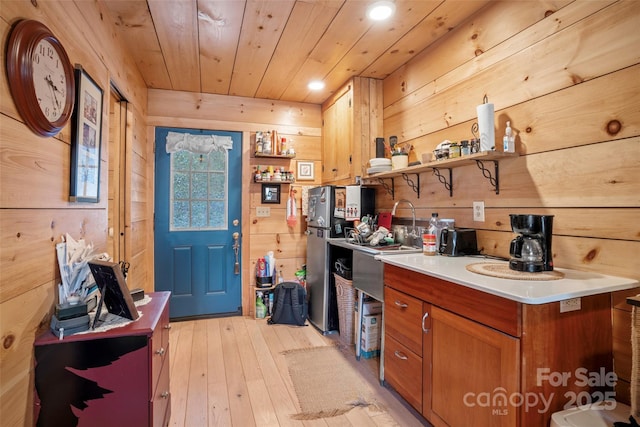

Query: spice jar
left=449, top=142, right=460, bottom=158
left=460, top=140, right=470, bottom=156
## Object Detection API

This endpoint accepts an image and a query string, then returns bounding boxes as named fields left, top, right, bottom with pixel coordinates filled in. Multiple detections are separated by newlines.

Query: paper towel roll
left=476, top=103, right=495, bottom=152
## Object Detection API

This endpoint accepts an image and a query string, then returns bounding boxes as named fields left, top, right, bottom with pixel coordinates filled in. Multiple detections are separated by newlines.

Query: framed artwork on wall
left=70, top=65, right=103, bottom=203
left=297, top=161, right=314, bottom=181
left=262, top=183, right=281, bottom=204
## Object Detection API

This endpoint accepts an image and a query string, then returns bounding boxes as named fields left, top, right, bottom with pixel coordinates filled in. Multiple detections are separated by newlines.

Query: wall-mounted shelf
left=254, top=153, right=296, bottom=159
left=361, top=151, right=518, bottom=198
left=253, top=177, right=295, bottom=184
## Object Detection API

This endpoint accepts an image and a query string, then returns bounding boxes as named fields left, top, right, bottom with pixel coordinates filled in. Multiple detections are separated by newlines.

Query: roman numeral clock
left=6, top=19, right=75, bottom=137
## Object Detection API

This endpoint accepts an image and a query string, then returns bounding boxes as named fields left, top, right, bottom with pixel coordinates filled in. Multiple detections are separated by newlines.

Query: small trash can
left=334, top=272, right=356, bottom=346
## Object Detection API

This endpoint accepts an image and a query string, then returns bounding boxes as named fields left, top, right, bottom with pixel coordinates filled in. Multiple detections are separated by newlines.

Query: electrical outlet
left=473, top=201, right=485, bottom=222
left=560, top=298, right=581, bottom=313
left=256, top=207, right=271, bottom=217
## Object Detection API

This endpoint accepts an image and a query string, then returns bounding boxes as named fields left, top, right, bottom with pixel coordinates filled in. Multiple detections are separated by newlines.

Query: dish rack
left=345, top=227, right=369, bottom=245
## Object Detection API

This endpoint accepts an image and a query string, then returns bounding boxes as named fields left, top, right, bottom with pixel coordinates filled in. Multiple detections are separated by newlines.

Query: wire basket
left=334, top=273, right=356, bottom=346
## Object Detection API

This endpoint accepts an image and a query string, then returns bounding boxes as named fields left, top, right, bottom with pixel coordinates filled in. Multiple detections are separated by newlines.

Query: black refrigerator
left=305, top=185, right=375, bottom=332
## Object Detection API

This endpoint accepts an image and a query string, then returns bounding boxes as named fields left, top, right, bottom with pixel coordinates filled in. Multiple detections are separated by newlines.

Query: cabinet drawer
left=384, top=286, right=424, bottom=355
left=151, top=353, right=171, bottom=427
left=384, top=335, right=422, bottom=412
left=151, top=305, right=170, bottom=391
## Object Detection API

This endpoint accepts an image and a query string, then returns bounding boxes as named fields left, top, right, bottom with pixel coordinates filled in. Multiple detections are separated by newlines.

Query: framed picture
left=261, top=183, right=281, bottom=204
left=88, top=260, right=139, bottom=328
left=70, top=65, right=103, bottom=203
left=297, top=161, right=315, bottom=181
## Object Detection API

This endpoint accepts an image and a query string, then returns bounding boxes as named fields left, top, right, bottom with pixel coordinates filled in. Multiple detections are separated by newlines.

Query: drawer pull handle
left=155, top=347, right=166, bottom=356
left=422, top=311, right=430, bottom=333
left=161, top=391, right=170, bottom=399
left=164, top=324, right=172, bottom=330
left=394, top=350, right=408, bottom=360
left=394, top=300, right=408, bottom=308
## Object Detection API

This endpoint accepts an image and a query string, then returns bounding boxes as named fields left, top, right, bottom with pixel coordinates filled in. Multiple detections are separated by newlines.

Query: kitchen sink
left=341, top=241, right=422, bottom=255
left=366, top=244, right=422, bottom=255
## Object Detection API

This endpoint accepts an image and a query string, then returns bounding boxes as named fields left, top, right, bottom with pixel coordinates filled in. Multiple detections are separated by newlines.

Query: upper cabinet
left=321, top=77, right=383, bottom=184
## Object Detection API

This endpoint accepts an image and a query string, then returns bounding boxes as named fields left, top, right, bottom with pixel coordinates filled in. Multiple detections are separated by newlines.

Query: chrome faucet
left=391, top=199, right=417, bottom=239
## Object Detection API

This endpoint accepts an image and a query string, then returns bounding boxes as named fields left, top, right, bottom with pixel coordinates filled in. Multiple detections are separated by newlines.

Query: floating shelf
left=361, top=151, right=518, bottom=198
left=254, top=153, right=296, bottom=159
left=253, top=178, right=295, bottom=183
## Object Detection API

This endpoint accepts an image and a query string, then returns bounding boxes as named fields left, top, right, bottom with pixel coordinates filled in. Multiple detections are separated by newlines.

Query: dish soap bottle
left=503, top=121, right=515, bottom=153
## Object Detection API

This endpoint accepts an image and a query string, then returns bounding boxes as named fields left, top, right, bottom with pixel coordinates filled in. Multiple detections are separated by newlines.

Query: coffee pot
left=509, top=214, right=554, bottom=272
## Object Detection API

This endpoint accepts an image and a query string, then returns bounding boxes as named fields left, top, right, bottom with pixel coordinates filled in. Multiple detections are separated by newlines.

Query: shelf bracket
left=432, top=168, right=453, bottom=197
left=376, top=177, right=395, bottom=199
left=401, top=173, right=420, bottom=198
left=475, top=160, right=500, bottom=194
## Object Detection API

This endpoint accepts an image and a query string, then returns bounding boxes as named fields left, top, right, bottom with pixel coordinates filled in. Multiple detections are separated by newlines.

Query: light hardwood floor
left=168, top=316, right=429, bottom=426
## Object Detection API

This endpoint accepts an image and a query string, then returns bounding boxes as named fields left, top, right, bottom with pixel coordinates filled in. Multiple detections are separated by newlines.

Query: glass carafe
left=521, top=238, right=543, bottom=263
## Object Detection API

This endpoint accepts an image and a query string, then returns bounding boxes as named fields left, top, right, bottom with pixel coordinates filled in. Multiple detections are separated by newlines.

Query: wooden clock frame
left=6, top=19, right=75, bottom=137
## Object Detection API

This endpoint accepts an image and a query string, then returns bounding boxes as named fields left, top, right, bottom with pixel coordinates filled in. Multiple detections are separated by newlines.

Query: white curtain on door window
left=165, top=131, right=233, bottom=154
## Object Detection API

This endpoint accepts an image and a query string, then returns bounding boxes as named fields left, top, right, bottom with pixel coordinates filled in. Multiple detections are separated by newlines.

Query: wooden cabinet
left=34, top=292, right=171, bottom=427
left=321, top=77, right=383, bottom=184
left=322, top=86, right=351, bottom=183
left=430, top=306, right=518, bottom=427
left=383, top=264, right=616, bottom=427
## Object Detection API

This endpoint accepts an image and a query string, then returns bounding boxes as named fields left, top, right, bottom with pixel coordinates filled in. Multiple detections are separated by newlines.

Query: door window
left=170, top=150, right=228, bottom=231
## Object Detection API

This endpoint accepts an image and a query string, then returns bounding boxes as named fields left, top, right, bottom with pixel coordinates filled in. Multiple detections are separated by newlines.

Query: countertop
left=374, top=253, right=638, bottom=305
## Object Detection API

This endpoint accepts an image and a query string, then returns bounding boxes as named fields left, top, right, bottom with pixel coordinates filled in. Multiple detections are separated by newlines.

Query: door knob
left=233, top=219, right=239, bottom=226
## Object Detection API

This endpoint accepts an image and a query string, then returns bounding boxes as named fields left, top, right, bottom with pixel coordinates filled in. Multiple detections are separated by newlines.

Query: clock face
left=32, top=38, right=68, bottom=122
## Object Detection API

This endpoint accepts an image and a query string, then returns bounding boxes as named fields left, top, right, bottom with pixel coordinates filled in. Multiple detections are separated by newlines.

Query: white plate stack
left=367, top=158, right=392, bottom=175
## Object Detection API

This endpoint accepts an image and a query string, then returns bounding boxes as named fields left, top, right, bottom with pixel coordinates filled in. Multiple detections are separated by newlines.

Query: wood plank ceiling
left=104, top=0, right=489, bottom=104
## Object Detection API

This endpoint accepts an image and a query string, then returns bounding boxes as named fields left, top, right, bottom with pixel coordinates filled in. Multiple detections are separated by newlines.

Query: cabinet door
left=431, top=306, right=519, bottom=427
left=322, top=89, right=352, bottom=183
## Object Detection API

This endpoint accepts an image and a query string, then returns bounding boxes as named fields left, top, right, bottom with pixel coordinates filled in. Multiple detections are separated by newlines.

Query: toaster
left=439, top=228, right=479, bottom=256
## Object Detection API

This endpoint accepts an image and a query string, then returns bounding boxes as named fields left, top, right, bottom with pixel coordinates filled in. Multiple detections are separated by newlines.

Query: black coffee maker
left=509, top=214, right=554, bottom=272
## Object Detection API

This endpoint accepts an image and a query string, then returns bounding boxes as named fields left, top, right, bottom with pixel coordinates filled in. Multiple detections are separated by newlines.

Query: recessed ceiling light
left=367, top=1, right=396, bottom=21
left=308, top=80, right=325, bottom=91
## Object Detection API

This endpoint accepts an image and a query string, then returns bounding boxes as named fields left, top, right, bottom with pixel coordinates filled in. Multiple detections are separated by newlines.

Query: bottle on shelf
left=263, top=131, right=272, bottom=154
left=278, top=269, right=284, bottom=284
left=272, top=130, right=279, bottom=155
left=256, top=131, right=263, bottom=154
left=503, top=121, right=515, bottom=153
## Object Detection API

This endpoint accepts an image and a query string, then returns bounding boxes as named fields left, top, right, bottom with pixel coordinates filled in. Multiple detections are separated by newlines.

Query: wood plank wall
left=0, top=2, right=150, bottom=426
left=147, top=90, right=322, bottom=318
left=378, top=0, right=640, bottom=408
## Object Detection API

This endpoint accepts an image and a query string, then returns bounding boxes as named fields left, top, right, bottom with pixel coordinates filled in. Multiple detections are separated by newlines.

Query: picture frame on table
left=296, top=161, right=314, bottom=181
left=88, top=260, right=139, bottom=329
left=261, top=184, right=281, bottom=204
left=70, top=65, right=103, bottom=203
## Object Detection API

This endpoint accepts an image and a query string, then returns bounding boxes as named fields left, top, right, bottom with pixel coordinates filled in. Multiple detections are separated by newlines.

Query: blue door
left=154, top=127, right=242, bottom=319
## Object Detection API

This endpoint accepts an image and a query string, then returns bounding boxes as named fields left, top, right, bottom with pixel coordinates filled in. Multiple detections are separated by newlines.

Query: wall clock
left=6, top=19, right=75, bottom=137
